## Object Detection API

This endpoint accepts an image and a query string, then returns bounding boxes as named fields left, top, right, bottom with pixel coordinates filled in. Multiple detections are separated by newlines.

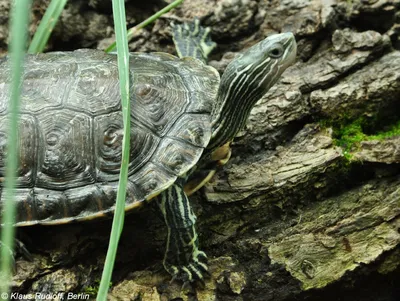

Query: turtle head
left=230, top=32, right=296, bottom=93
left=209, top=32, right=297, bottom=149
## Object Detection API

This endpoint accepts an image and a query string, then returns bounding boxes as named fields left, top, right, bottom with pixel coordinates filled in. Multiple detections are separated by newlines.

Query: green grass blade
left=0, top=0, right=31, bottom=294
left=105, top=0, right=184, bottom=53
left=97, top=0, right=130, bottom=299
left=28, top=0, right=67, bottom=53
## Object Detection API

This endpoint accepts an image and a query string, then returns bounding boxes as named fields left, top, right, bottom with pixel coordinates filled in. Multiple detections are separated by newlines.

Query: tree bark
left=1, top=0, right=399, bottom=300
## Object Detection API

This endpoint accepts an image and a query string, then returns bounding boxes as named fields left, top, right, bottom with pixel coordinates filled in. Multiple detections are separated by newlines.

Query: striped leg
left=158, top=184, right=208, bottom=282
left=171, top=18, right=216, bottom=63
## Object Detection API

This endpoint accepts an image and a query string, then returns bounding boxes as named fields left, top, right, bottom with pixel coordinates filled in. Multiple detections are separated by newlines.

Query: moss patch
left=83, top=280, right=111, bottom=298
left=320, top=116, right=400, bottom=160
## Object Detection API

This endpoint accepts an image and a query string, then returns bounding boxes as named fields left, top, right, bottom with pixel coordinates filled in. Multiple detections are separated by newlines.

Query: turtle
left=0, top=19, right=297, bottom=282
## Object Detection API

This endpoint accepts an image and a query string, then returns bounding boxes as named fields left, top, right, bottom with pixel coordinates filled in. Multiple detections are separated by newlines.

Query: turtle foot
left=0, top=238, right=33, bottom=269
left=171, top=18, right=216, bottom=62
left=15, top=238, right=33, bottom=261
left=165, top=250, right=209, bottom=283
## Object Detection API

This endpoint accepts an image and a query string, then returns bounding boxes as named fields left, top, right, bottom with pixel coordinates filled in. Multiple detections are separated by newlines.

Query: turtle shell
left=0, top=49, right=220, bottom=225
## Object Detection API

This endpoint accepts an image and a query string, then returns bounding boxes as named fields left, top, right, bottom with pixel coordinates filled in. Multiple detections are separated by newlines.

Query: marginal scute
left=13, top=189, right=36, bottom=224
left=180, top=60, right=220, bottom=114
left=151, top=52, right=178, bottom=61
left=64, top=184, right=114, bottom=220
left=129, top=162, right=175, bottom=201
left=99, top=181, right=139, bottom=211
left=18, top=188, right=68, bottom=224
left=152, top=137, right=203, bottom=175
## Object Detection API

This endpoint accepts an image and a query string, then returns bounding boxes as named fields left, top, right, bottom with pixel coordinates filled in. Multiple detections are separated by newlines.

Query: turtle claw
left=165, top=250, right=209, bottom=284
left=15, top=238, right=33, bottom=262
left=202, top=268, right=212, bottom=279
left=170, top=269, right=206, bottom=291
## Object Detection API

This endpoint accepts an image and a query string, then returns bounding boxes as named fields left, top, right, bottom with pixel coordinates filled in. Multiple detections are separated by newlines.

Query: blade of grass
left=0, top=0, right=31, bottom=294
left=105, top=0, right=184, bottom=53
left=28, top=0, right=67, bottom=53
left=97, top=0, right=130, bottom=299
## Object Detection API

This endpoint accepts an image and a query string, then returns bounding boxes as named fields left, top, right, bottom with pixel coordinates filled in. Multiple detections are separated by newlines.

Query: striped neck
left=208, top=69, right=271, bottom=149
left=207, top=32, right=297, bottom=151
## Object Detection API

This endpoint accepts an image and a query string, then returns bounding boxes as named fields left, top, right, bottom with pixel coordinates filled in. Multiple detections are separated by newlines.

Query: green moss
left=83, top=280, right=112, bottom=298
left=368, top=120, right=400, bottom=140
left=83, top=286, right=98, bottom=298
left=320, top=116, right=400, bottom=161
left=334, top=118, right=366, bottom=158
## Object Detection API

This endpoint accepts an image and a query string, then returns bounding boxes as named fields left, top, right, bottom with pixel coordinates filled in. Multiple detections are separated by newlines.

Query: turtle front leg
left=171, top=18, right=216, bottom=63
left=158, top=183, right=208, bottom=282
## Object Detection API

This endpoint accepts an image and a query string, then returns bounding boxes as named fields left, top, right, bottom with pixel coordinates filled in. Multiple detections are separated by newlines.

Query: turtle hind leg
left=158, top=183, right=208, bottom=283
left=0, top=238, right=33, bottom=272
left=171, top=18, right=216, bottom=63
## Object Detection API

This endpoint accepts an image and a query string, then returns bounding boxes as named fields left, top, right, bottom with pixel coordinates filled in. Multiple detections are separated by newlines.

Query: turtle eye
left=268, top=44, right=284, bottom=58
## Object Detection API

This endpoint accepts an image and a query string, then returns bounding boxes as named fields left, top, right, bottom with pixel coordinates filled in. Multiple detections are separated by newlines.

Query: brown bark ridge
left=0, top=0, right=399, bottom=300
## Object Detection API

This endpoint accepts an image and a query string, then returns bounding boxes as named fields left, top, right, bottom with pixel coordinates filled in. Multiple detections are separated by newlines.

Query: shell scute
left=131, top=72, right=190, bottom=137
left=94, top=111, right=161, bottom=181
left=0, top=115, right=36, bottom=187
left=168, top=114, right=211, bottom=147
left=65, top=63, right=121, bottom=115
left=36, top=110, right=95, bottom=189
left=0, top=58, right=77, bottom=114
